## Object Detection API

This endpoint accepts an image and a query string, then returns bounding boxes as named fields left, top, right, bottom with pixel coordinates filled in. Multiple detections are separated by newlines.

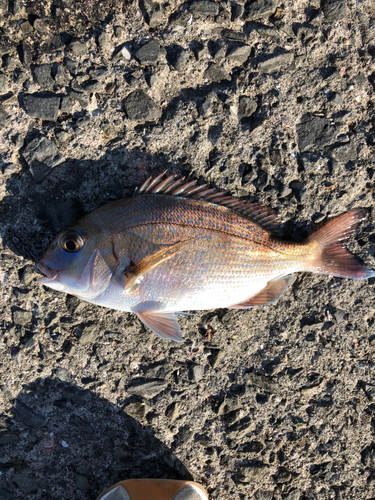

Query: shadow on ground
left=0, top=377, right=193, bottom=499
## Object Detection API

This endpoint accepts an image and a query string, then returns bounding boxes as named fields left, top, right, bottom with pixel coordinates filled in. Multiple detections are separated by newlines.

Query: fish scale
left=37, top=174, right=375, bottom=342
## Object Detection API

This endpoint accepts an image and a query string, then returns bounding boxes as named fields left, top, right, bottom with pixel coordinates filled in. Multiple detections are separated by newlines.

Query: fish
left=37, top=172, right=375, bottom=342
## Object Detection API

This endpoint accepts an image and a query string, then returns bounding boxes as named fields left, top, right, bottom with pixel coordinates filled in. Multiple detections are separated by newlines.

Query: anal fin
left=136, top=311, right=184, bottom=342
left=230, top=274, right=294, bottom=309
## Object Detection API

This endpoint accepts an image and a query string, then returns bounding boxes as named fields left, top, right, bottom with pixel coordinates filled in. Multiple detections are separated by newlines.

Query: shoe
left=96, top=479, right=208, bottom=500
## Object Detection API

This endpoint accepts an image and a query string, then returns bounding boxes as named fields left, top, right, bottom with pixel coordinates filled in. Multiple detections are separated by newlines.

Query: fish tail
left=306, top=208, right=375, bottom=279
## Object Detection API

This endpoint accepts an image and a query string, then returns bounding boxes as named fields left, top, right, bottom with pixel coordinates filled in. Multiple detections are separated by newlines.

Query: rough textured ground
left=1, top=0, right=375, bottom=499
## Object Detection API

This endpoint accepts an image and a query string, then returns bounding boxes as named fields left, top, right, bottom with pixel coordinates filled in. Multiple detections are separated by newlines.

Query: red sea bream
left=37, top=173, right=375, bottom=341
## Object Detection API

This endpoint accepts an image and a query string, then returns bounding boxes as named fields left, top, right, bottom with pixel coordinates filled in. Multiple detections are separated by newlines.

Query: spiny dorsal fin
left=135, top=173, right=284, bottom=233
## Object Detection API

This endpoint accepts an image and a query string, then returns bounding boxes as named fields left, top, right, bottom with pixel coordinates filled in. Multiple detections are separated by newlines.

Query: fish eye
left=60, top=231, right=84, bottom=253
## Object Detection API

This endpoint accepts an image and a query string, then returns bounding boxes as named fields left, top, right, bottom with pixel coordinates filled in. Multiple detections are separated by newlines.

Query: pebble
left=167, top=45, right=187, bottom=71
left=330, top=141, right=356, bottom=162
left=189, top=1, right=219, bottom=16
left=226, top=417, right=253, bottom=439
left=55, top=367, right=72, bottom=382
left=76, top=323, right=99, bottom=345
left=258, top=52, right=293, bottom=73
left=208, top=348, right=222, bottom=368
left=0, top=104, right=9, bottom=127
left=12, top=471, right=37, bottom=494
left=12, top=308, right=32, bottom=325
left=75, top=474, right=90, bottom=491
left=124, top=401, right=147, bottom=420
left=126, top=378, right=168, bottom=398
left=0, top=433, right=19, bottom=445
left=321, top=0, right=347, bottom=21
left=14, top=398, right=46, bottom=427
left=188, top=363, right=205, bottom=382
left=22, top=136, right=65, bottom=183
left=284, top=490, right=301, bottom=500
left=203, top=64, right=231, bottom=82
left=254, top=491, right=273, bottom=500
left=24, top=93, right=61, bottom=121
left=31, top=64, right=54, bottom=89
left=165, top=400, right=182, bottom=421
left=174, top=486, right=204, bottom=500
left=237, top=462, right=267, bottom=482
left=0, top=72, right=8, bottom=92
left=226, top=45, right=251, bottom=64
left=296, top=113, right=336, bottom=152
left=136, top=40, right=160, bottom=66
left=54, top=65, right=71, bottom=87
left=124, top=89, right=162, bottom=122
left=243, top=0, right=276, bottom=20
left=238, top=96, right=257, bottom=119
left=70, top=40, right=88, bottom=56
left=148, top=9, right=164, bottom=28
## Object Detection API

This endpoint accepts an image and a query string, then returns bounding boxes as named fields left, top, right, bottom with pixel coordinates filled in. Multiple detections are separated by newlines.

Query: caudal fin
left=307, top=208, right=375, bottom=279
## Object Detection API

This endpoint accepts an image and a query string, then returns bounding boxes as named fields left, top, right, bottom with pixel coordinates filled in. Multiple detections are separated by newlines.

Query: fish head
left=37, top=223, right=110, bottom=297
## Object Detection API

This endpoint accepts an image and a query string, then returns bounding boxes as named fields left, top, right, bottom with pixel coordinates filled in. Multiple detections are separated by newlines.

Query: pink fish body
left=37, top=173, right=374, bottom=342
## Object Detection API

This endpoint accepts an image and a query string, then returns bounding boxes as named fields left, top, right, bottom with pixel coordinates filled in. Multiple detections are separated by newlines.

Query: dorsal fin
left=135, top=173, right=284, bottom=233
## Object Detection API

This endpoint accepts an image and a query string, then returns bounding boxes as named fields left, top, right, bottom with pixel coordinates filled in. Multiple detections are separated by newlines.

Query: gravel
left=0, top=0, right=375, bottom=499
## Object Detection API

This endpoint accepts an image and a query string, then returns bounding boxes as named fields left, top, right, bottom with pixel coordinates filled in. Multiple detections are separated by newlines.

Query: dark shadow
left=0, top=377, right=193, bottom=499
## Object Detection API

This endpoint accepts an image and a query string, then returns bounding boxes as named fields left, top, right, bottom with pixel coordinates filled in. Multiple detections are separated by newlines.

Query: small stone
left=188, top=364, right=205, bottom=382
left=75, top=474, right=90, bottom=491
left=22, top=136, right=65, bottom=183
left=18, top=42, right=32, bottom=66
left=296, top=113, right=336, bottom=152
left=243, top=0, right=277, bottom=20
left=285, top=489, right=301, bottom=500
left=0, top=105, right=9, bottom=127
left=68, top=89, right=89, bottom=108
left=189, top=1, right=219, bottom=16
left=226, top=45, right=251, bottom=64
left=65, top=294, right=87, bottom=314
left=238, top=97, right=257, bottom=119
left=273, top=467, right=292, bottom=483
left=135, top=40, right=160, bottom=66
left=165, top=401, right=182, bottom=421
left=330, top=141, right=356, bottom=162
left=258, top=52, right=293, bottom=73
left=60, top=96, right=74, bottom=114
left=167, top=45, right=187, bottom=71
left=54, top=129, right=71, bottom=143
left=241, top=440, right=264, bottom=453
left=55, top=367, right=72, bottom=382
left=231, top=2, right=244, bottom=19
left=20, top=20, right=33, bottom=35
left=226, top=417, right=253, bottom=439
left=32, top=64, right=54, bottom=89
left=14, top=399, right=46, bottom=427
left=124, top=401, right=147, bottom=420
left=12, top=308, right=32, bottom=325
left=203, top=64, right=231, bottom=82
left=89, top=67, right=110, bottom=80
left=321, top=0, right=347, bottom=21
left=222, top=29, right=246, bottom=42
left=24, top=93, right=60, bottom=121
left=97, top=32, right=111, bottom=51
left=127, top=378, right=168, bottom=398
left=208, top=348, right=222, bottom=368
left=12, top=471, right=37, bottom=494
left=84, top=80, right=104, bottom=93
left=238, top=462, right=267, bottom=483
left=33, top=18, right=48, bottom=32
left=252, top=22, right=282, bottom=43
left=124, top=90, right=162, bottom=122
left=76, top=324, right=99, bottom=345
left=54, top=65, right=71, bottom=86
left=149, top=9, right=164, bottom=28
left=18, top=265, right=35, bottom=286
left=254, top=491, right=274, bottom=500
left=0, top=433, right=19, bottom=445
left=0, top=72, right=8, bottom=92
left=70, top=41, right=88, bottom=56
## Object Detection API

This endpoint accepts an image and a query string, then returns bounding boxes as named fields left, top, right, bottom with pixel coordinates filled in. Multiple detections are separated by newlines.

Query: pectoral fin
left=230, top=274, right=294, bottom=309
left=124, top=239, right=194, bottom=293
left=136, top=311, right=184, bottom=342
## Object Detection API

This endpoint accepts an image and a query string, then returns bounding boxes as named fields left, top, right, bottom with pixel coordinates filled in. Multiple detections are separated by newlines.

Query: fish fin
left=134, top=174, right=284, bottom=233
left=124, top=239, right=194, bottom=293
left=230, top=275, right=294, bottom=309
left=306, top=208, right=375, bottom=279
left=136, top=311, right=184, bottom=342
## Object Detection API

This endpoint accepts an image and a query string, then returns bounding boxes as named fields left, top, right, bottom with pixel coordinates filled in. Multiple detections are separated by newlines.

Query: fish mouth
left=37, top=261, right=59, bottom=281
